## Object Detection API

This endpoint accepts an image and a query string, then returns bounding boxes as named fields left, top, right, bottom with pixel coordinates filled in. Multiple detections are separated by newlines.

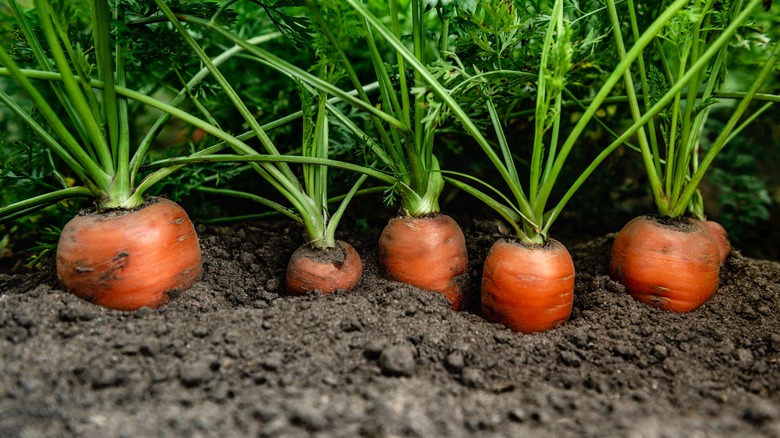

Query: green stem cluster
left=608, top=0, right=775, bottom=219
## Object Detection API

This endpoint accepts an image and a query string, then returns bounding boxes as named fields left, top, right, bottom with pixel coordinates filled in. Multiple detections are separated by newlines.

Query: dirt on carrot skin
left=1, top=219, right=779, bottom=437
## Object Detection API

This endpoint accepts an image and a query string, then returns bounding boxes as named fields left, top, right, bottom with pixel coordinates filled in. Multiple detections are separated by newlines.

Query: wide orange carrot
left=704, top=220, right=731, bottom=266
left=378, top=214, right=469, bottom=310
left=609, top=215, right=720, bottom=312
left=286, top=240, right=363, bottom=295
left=481, top=238, right=574, bottom=333
left=56, top=197, right=202, bottom=310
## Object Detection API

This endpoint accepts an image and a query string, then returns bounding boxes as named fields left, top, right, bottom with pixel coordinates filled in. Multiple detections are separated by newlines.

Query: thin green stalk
left=156, top=3, right=337, bottom=241
left=562, top=88, right=641, bottom=155
left=678, top=0, right=708, bottom=161
left=7, top=0, right=91, bottom=149
left=35, top=0, right=113, bottom=176
left=412, top=0, right=427, bottom=181
left=606, top=0, right=666, bottom=214
left=388, top=0, right=425, bottom=195
left=529, top=0, right=561, bottom=203
left=535, top=0, right=692, bottom=217
left=627, top=0, right=661, bottom=176
left=91, top=0, right=120, bottom=153
left=540, top=5, right=567, bottom=196
left=325, top=174, right=369, bottom=247
left=486, top=98, right=523, bottom=207
left=129, top=33, right=282, bottom=179
left=724, top=101, right=774, bottom=145
left=438, top=6, right=450, bottom=53
left=390, top=0, right=412, bottom=131
left=312, top=84, right=330, bottom=217
left=345, top=0, right=528, bottom=219
left=145, top=154, right=403, bottom=192
left=671, top=2, right=730, bottom=203
left=0, top=41, right=111, bottom=192
left=652, top=37, right=675, bottom=85
left=543, top=132, right=625, bottom=235
left=50, top=4, right=104, bottom=136
left=673, top=52, right=777, bottom=217
left=0, top=88, right=95, bottom=190
left=196, top=186, right=302, bottom=224
left=664, top=36, right=692, bottom=196
left=443, top=176, right=526, bottom=238
left=0, top=187, right=94, bottom=223
left=303, top=0, right=398, bottom=164
left=153, top=0, right=297, bottom=182
left=110, top=5, right=132, bottom=207
left=180, top=15, right=409, bottom=133
left=361, top=24, right=409, bottom=174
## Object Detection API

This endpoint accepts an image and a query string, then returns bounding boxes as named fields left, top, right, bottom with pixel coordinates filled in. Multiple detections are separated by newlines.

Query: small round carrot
left=286, top=240, right=363, bottom=295
left=609, top=215, right=720, bottom=312
left=378, top=214, right=469, bottom=310
left=704, top=220, right=731, bottom=266
left=481, top=238, right=574, bottom=333
left=56, top=197, right=202, bottom=310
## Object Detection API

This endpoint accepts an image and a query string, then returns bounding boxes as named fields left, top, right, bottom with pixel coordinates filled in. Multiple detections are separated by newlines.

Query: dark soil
left=1, top=217, right=780, bottom=437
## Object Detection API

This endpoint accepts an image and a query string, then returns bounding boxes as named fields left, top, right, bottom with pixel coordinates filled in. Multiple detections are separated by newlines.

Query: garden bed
left=1, top=218, right=779, bottom=437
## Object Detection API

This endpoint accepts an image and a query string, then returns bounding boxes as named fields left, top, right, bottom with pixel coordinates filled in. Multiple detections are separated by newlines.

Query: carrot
left=481, top=238, right=574, bottom=333
left=286, top=240, right=363, bottom=296
left=703, top=220, right=731, bottom=266
left=609, top=215, right=720, bottom=312
left=378, top=214, right=469, bottom=310
left=56, top=197, right=202, bottom=311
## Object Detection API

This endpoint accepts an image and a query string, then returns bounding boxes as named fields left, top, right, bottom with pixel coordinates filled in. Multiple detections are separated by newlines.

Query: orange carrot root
left=56, top=197, right=202, bottom=310
left=609, top=215, right=720, bottom=313
left=704, top=220, right=731, bottom=266
left=285, top=240, right=363, bottom=296
left=378, top=214, right=469, bottom=310
left=481, top=238, right=574, bottom=334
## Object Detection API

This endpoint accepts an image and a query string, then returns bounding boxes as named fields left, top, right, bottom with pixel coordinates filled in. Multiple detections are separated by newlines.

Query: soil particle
left=378, top=344, right=417, bottom=377
left=1, top=219, right=779, bottom=436
left=179, top=360, right=213, bottom=387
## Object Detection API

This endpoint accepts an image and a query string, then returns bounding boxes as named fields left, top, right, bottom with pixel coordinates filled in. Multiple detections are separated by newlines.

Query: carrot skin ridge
left=481, top=238, right=574, bottom=334
left=378, top=214, right=469, bottom=310
left=56, top=197, right=202, bottom=311
left=609, top=215, right=720, bottom=313
left=285, top=240, right=363, bottom=296
left=703, top=220, right=731, bottom=266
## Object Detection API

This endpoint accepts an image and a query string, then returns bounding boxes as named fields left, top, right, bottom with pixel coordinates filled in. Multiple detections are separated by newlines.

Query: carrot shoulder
left=703, top=220, right=731, bottom=266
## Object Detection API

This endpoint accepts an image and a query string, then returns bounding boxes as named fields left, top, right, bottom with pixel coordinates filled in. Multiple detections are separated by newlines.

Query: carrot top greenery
left=426, top=0, right=694, bottom=244
left=429, top=0, right=778, bottom=244
left=1, top=0, right=778, bottom=266
left=608, top=0, right=779, bottom=220
left=0, top=0, right=248, bottom=219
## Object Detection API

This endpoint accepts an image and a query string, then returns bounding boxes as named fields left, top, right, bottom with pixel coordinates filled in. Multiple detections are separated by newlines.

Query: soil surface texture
left=1, top=218, right=779, bottom=437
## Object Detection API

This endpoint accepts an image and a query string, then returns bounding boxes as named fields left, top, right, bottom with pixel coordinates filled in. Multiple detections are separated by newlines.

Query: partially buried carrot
left=481, top=238, right=574, bottom=334
left=609, top=215, right=720, bottom=312
left=378, top=214, right=469, bottom=310
left=285, top=241, right=363, bottom=295
left=56, top=197, right=202, bottom=311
